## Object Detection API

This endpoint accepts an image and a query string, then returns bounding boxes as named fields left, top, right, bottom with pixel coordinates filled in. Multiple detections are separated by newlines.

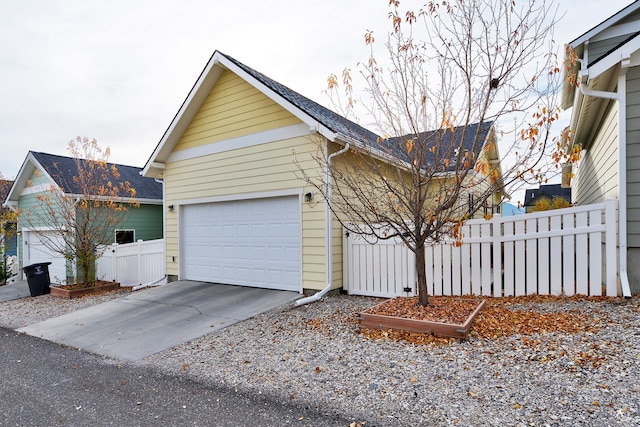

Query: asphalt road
left=0, top=328, right=356, bottom=426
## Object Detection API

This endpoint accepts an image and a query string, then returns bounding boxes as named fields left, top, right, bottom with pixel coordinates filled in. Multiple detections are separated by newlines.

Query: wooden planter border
left=50, top=281, right=120, bottom=299
left=359, top=299, right=486, bottom=340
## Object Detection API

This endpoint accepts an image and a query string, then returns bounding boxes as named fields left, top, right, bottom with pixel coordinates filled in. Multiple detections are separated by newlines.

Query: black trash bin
left=23, top=262, right=52, bottom=297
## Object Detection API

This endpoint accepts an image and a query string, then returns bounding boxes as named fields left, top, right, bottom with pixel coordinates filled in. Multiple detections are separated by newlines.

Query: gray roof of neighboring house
left=523, top=184, right=571, bottom=208
left=30, top=151, right=163, bottom=201
left=385, top=121, right=493, bottom=170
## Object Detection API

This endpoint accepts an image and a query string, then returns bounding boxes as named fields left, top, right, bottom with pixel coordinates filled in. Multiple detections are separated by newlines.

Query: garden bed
left=360, top=296, right=486, bottom=339
left=50, top=281, right=120, bottom=299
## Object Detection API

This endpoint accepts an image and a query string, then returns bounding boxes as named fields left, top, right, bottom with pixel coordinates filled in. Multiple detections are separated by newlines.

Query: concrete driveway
left=0, top=280, right=31, bottom=301
left=17, top=281, right=300, bottom=361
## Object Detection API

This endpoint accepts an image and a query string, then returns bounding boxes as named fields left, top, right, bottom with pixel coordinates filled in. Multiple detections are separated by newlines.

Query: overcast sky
left=0, top=0, right=635, bottom=191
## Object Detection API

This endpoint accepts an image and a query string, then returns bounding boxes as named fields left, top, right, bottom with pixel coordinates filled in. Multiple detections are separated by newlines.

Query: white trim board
left=167, top=123, right=312, bottom=163
left=175, top=188, right=303, bottom=207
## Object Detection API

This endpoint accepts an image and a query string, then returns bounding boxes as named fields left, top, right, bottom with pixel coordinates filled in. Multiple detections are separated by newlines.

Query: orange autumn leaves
left=358, top=295, right=608, bottom=345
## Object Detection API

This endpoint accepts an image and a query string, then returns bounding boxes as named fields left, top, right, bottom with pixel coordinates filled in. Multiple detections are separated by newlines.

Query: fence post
left=605, top=199, right=617, bottom=296
left=136, top=240, right=143, bottom=285
left=491, top=214, right=502, bottom=297
left=111, top=243, right=118, bottom=282
left=342, top=227, right=350, bottom=293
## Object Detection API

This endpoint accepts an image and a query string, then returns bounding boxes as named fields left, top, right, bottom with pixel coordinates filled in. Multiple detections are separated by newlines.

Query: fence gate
left=342, top=232, right=416, bottom=298
left=343, top=200, right=618, bottom=298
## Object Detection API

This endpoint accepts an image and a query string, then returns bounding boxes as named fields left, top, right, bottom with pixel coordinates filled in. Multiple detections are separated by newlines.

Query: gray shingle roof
left=523, top=184, right=571, bottom=207
left=220, top=52, right=491, bottom=169
left=30, top=151, right=162, bottom=201
left=386, top=121, right=493, bottom=170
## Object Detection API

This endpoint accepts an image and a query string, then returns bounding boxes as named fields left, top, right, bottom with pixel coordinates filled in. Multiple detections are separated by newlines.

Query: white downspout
left=296, top=142, right=350, bottom=306
left=578, top=58, right=632, bottom=298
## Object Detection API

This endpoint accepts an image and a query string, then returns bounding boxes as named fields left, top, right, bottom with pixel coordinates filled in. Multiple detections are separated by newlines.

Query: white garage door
left=24, top=231, right=67, bottom=284
left=182, top=196, right=301, bottom=291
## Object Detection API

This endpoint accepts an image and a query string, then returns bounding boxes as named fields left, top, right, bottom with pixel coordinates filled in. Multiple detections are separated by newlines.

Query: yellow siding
left=174, top=70, right=302, bottom=151
left=165, top=134, right=328, bottom=291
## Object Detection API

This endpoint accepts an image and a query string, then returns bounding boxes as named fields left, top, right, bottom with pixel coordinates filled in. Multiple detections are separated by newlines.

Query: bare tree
left=299, top=0, right=564, bottom=305
left=23, top=137, right=139, bottom=286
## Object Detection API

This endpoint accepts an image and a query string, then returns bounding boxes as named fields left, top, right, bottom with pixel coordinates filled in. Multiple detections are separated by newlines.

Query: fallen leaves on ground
left=364, top=296, right=480, bottom=324
left=358, top=294, right=613, bottom=345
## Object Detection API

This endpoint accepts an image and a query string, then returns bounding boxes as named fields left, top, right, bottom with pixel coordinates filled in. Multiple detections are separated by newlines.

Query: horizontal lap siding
left=26, top=167, right=51, bottom=188
left=17, top=169, right=56, bottom=229
left=163, top=67, right=334, bottom=290
left=626, top=65, right=640, bottom=247
left=174, top=70, right=301, bottom=150
left=588, top=35, right=632, bottom=65
left=118, top=204, right=164, bottom=241
left=573, top=103, right=618, bottom=205
left=17, top=194, right=46, bottom=229
left=166, top=137, right=325, bottom=290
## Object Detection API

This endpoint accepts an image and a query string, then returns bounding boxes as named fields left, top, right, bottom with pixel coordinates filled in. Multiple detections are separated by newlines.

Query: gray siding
left=626, top=66, right=640, bottom=247
left=588, top=34, right=631, bottom=66
left=618, top=9, right=640, bottom=26
left=572, top=102, right=619, bottom=205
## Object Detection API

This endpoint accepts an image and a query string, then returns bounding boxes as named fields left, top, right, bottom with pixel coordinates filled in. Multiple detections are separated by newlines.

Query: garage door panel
left=237, top=224, right=250, bottom=237
left=251, top=247, right=266, bottom=260
left=183, top=196, right=300, bottom=291
left=236, top=245, right=250, bottom=261
left=251, top=224, right=265, bottom=236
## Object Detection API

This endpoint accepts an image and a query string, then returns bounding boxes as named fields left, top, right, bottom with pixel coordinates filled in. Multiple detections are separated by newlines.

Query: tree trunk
left=416, top=242, right=429, bottom=306
left=78, top=251, right=96, bottom=286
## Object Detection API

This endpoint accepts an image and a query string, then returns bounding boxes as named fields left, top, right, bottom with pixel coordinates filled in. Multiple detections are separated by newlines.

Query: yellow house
left=142, top=51, right=502, bottom=296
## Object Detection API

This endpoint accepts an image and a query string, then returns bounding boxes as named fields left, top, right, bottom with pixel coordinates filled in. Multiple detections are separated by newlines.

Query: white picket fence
left=96, top=239, right=165, bottom=286
left=343, top=199, right=618, bottom=298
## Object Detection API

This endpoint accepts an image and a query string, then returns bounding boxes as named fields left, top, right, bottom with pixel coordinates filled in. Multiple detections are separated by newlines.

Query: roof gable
left=142, top=50, right=379, bottom=178
left=143, top=51, right=499, bottom=179
left=222, top=53, right=379, bottom=144
left=562, top=2, right=640, bottom=109
left=173, top=69, right=303, bottom=151
left=4, top=151, right=162, bottom=206
left=569, top=2, right=640, bottom=50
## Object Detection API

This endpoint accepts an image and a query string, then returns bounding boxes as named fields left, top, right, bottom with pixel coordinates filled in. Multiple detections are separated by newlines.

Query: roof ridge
left=30, top=150, right=145, bottom=170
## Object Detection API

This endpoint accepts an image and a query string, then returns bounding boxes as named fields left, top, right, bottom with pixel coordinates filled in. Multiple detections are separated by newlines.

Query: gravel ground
left=1, top=287, right=638, bottom=426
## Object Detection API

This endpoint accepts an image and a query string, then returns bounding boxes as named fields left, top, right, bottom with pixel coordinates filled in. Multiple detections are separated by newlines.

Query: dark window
left=115, top=230, right=135, bottom=244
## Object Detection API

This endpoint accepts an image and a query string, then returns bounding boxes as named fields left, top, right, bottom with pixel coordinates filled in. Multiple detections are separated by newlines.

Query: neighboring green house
left=141, top=51, right=503, bottom=296
left=561, top=2, right=640, bottom=295
left=3, top=151, right=163, bottom=284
